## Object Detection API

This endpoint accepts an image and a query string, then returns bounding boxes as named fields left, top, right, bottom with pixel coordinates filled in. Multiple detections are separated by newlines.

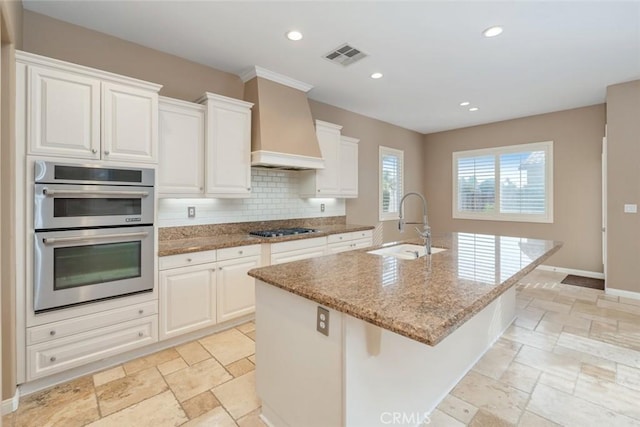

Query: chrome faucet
left=398, top=192, right=431, bottom=255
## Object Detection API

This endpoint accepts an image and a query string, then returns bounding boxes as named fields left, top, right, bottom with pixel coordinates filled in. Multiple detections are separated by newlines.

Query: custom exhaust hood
left=241, top=66, right=324, bottom=170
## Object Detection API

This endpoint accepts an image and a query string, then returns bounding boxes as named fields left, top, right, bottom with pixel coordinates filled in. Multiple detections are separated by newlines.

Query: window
left=379, top=146, right=404, bottom=221
left=453, top=141, right=553, bottom=223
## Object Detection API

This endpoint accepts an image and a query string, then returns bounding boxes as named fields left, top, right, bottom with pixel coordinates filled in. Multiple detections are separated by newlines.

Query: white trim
left=239, top=66, right=313, bottom=92
left=452, top=140, right=553, bottom=223
left=1, top=388, right=20, bottom=415
left=251, top=150, right=324, bottom=170
left=379, top=146, right=404, bottom=222
left=159, top=96, right=206, bottom=111
left=15, top=50, right=163, bottom=92
left=537, top=265, right=605, bottom=280
left=196, top=92, right=254, bottom=109
left=315, top=119, right=343, bottom=131
left=605, top=288, right=640, bottom=301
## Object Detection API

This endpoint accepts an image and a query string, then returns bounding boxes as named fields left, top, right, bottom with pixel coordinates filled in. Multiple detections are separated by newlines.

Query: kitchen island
left=248, top=232, right=562, bottom=427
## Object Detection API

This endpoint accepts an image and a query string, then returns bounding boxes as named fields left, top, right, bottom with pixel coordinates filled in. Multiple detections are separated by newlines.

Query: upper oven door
left=34, top=183, right=155, bottom=230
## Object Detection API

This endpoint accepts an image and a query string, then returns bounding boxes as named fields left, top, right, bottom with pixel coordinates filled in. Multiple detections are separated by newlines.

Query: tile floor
left=3, top=268, right=640, bottom=426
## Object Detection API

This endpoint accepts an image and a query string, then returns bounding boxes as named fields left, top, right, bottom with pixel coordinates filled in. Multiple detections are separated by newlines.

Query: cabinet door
left=217, top=255, right=261, bottom=323
left=205, top=101, right=252, bottom=197
left=315, top=123, right=341, bottom=196
left=158, top=100, right=205, bottom=196
left=339, top=137, right=359, bottom=197
left=159, top=264, right=216, bottom=340
left=28, top=66, right=101, bottom=159
left=326, top=241, right=353, bottom=254
left=102, top=82, right=158, bottom=163
left=271, top=247, right=327, bottom=265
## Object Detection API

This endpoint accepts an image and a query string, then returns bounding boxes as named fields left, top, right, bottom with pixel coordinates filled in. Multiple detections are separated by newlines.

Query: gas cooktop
left=249, top=227, right=319, bottom=238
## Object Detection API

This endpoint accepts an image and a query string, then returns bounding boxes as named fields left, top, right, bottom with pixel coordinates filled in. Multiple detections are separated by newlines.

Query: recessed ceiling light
left=460, top=101, right=470, bottom=106
left=286, top=30, right=303, bottom=41
left=482, top=26, right=503, bottom=38
left=370, top=72, right=383, bottom=79
left=469, top=107, right=479, bottom=112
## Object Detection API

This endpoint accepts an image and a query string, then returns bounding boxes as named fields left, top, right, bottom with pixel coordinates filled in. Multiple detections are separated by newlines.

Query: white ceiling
left=23, top=1, right=640, bottom=134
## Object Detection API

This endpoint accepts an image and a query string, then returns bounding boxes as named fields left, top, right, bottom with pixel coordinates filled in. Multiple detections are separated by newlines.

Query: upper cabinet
left=300, top=120, right=359, bottom=198
left=18, top=51, right=162, bottom=163
left=158, top=97, right=206, bottom=196
left=199, top=93, right=253, bottom=198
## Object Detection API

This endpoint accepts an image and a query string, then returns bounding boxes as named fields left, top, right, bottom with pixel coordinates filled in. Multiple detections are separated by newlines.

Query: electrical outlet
left=624, top=204, right=638, bottom=214
left=188, top=206, right=196, bottom=218
left=317, top=306, right=329, bottom=336
left=320, top=203, right=325, bottom=212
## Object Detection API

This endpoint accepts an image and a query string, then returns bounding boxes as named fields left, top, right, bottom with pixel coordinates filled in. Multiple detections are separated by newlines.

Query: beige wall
left=606, top=80, right=640, bottom=292
left=1, top=0, right=21, bottom=404
left=309, top=100, right=425, bottom=243
left=22, top=10, right=243, bottom=101
left=424, top=105, right=605, bottom=272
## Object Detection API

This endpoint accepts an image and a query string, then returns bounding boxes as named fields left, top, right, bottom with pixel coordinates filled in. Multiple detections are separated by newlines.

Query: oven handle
left=42, top=231, right=149, bottom=245
left=41, top=188, right=150, bottom=198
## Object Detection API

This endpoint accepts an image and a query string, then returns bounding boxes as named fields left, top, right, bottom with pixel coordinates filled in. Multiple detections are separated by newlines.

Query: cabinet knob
left=317, top=189, right=321, bottom=193
left=104, top=150, right=110, bottom=155
left=91, top=149, right=98, bottom=154
left=49, top=330, right=56, bottom=336
left=187, top=258, right=192, bottom=262
left=219, top=267, right=223, bottom=271
left=238, top=250, right=243, bottom=255
left=339, top=236, right=343, bottom=240
left=199, top=187, right=203, bottom=191
left=138, top=309, right=144, bottom=315
left=138, top=332, right=144, bottom=338
left=50, top=356, right=56, bottom=363
left=247, top=187, right=251, bottom=191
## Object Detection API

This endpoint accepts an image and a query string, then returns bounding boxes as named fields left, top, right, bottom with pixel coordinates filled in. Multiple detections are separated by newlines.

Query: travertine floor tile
left=164, top=357, right=232, bottom=402
left=158, top=357, right=188, bottom=376
left=213, top=371, right=260, bottom=420
left=527, top=298, right=572, bottom=314
left=617, top=364, right=640, bottom=392
left=93, top=365, right=125, bottom=387
left=502, top=326, right=557, bottom=351
left=468, top=409, right=515, bottom=426
left=514, top=344, right=580, bottom=381
left=200, top=328, right=255, bottom=365
left=181, top=406, right=237, bottom=427
left=15, top=376, right=99, bottom=427
left=87, top=390, right=187, bottom=427
left=237, top=408, right=268, bottom=427
left=552, top=344, right=617, bottom=372
left=226, top=358, right=255, bottom=377
left=571, top=301, right=636, bottom=325
left=436, top=394, right=478, bottom=424
left=518, top=411, right=561, bottom=426
left=181, top=391, right=220, bottom=420
left=557, top=332, right=640, bottom=368
left=527, top=383, right=640, bottom=426
left=176, top=341, right=212, bottom=366
left=2, top=412, right=15, bottom=427
left=96, top=366, right=167, bottom=416
left=426, top=409, right=465, bottom=426
left=246, top=330, right=256, bottom=341
left=538, top=372, right=576, bottom=394
left=123, top=348, right=181, bottom=375
left=248, top=354, right=256, bottom=364
left=580, top=363, right=616, bottom=382
left=541, top=311, right=590, bottom=331
left=596, top=298, right=640, bottom=316
left=514, top=307, right=545, bottom=330
left=472, top=339, right=521, bottom=379
left=451, top=370, right=528, bottom=424
left=237, top=321, right=255, bottom=334
left=500, top=361, right=541, bottom=394
left=574, top=373, right=640, bottom=420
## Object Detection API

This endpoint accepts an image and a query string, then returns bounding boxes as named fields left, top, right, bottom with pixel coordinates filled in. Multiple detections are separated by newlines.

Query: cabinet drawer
left=217, top=244, right=261, bottom=261
left=271, top=236, right=327, bottom=254
left=350, top=229, right=373, bottom=241
left=327, top=230, right=372, bottom=244
left=159, top=249, right=217, bottom=270
left=28, top=301, right=157, bottom=345
left=27, top=316, right=157, bottom=380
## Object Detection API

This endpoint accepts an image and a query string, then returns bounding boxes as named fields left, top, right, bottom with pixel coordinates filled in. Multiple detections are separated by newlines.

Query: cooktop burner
left=249, top=227, right=318, bottom=238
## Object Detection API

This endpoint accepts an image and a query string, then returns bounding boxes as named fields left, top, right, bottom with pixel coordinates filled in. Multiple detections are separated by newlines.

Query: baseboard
left=538, top=265, right=605, bottom=280
left=1, top=388, right=20, bottom=415
left=605, top=288, right=640, bottom=301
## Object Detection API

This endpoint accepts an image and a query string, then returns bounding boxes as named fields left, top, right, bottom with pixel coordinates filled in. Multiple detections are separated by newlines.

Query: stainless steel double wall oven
left=33, top=161, right=155, bottom=312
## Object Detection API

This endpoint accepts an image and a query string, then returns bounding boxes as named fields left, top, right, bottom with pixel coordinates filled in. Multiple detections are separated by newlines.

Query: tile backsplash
left=158, top=168, right=346, bottom=227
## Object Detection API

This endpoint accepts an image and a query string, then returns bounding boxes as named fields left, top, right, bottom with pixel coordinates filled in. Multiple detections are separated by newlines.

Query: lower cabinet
left=326, top=230, right=374, bottom=254
left=270, top=237, right=327, bottom=265
left=159, top=245, right=261, bottom=340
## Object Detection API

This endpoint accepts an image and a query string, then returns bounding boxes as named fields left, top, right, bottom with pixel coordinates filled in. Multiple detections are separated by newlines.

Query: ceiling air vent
left=323, top=43, right=367, bottom=66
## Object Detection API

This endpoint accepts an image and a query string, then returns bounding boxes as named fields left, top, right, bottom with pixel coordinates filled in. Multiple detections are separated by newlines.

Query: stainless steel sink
left=367, top=244, right=447, bottom=260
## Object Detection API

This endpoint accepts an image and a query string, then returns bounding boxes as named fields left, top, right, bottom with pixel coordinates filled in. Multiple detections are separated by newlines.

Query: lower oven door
left=34, top=225, right=154, bottom=312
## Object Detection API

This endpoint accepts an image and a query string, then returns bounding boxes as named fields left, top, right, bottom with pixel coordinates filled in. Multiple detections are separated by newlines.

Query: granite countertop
left=248, top=232, right=562, bottom=346
left=158, top=224, right=374, bottom=257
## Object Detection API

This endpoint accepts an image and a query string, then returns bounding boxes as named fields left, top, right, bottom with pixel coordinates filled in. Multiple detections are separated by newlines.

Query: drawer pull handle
left=49, top=330, right=56, bottom=336
left=138, top=332, right=144, bottom=338
left=138, top=309, right=144, bottom=315
left=50, top=356, right=56, bottom=363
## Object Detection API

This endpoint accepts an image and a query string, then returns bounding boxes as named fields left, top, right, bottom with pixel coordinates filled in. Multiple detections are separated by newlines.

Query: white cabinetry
left=19, top=51, right=161, bottom=163
left=270, top=237, right=327, bottom=265
left=300, top=121, right=359, bottom=198
left=159, top=245, right=261, bottom=340
left=26, top=301, right=158, bottom=380
left=326, top=230, right=373, bottom=254
left=199, top=92, right=254, bottom=198
left=158, top=98, right=206, bottom=196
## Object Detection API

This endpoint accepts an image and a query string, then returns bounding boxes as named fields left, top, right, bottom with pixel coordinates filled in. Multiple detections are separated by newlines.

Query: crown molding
left=239, top=66, right=313, bottom=92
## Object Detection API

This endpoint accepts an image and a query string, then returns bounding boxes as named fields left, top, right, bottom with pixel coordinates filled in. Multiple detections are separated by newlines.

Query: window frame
left=452, top=141, right=554, bottom=223
left=379, top=146, right=404, bottom=221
